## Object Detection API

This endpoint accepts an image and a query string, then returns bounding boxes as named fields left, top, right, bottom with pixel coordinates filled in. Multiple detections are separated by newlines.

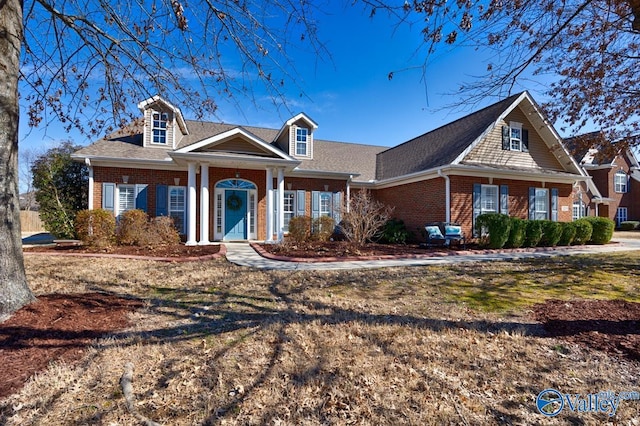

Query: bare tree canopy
left=22, top=0, right=327, bottom=136
left=365, top=0, right=640, bottom=147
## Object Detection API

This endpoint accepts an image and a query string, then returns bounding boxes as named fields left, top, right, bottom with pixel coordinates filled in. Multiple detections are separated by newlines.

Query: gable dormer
left=274, top=113, right=318, bottom=159
left=137, top=96, right=189, bottom=149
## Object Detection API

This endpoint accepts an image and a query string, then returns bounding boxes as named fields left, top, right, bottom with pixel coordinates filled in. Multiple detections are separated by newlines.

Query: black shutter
left=522, top=129, right=529, bottom=152
left=502, top=126, right=510, bottom=150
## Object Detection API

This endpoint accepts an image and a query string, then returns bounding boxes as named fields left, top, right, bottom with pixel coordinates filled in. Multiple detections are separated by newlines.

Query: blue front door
left=224, top=190, right=247, bottom=240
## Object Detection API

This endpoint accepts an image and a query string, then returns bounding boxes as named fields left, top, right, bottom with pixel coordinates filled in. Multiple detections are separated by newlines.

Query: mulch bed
left=259, top=241, right=458, bottom=258
left=0, top=293, right=143, bottom=399
left=533, top=299, right=640, bottom=361
left=24, top=243, right=221, bottom=259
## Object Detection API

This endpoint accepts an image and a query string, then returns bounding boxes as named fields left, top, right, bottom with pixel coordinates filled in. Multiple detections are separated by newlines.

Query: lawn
left=2, top=251, right=640, bottom=424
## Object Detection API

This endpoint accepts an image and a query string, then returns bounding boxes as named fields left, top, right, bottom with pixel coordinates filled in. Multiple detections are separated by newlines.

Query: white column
left=86, top=159, right=94, bottom=210
left=265, top=168, right=274, bottom=242
left=199, top=163, right=210, bottom=244
left=186, top=162, right=197, bottom=245
left=277, top=168, right=285, bottom=241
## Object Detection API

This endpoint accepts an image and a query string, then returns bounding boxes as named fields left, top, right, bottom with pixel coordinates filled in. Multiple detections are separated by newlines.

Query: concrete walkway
left=224, top=237, right=640, bottom=271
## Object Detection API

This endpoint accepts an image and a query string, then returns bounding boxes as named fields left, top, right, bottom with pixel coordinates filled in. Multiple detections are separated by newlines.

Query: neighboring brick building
left=566, top=132, right=640, bottom=226
left=73, top=91, right=588, bottom=243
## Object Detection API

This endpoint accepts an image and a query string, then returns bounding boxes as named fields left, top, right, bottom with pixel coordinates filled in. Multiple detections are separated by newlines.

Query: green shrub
left=378, top=218, right=409, bottom=244
left=505, top=217, right=526, bottom=248
left=619, top=221, right=640, bottom=231
left=74, top=209, right=116, bottom=248
left=558, top=221, right=577, bottom=246
left=475, top=213, right=511, bottom=249
left=312, top=216, right=335, bottom=242
left=288, top=216, right=312, bottom=243
left=523, top=220, right=544, bottom=247
left=539, top=220, right=563, bottom=247
left=584, top=216, right=615, bottom=244
left=572, top=218, right=593, bottom=245
left=116, top=209, right=149, bottom=246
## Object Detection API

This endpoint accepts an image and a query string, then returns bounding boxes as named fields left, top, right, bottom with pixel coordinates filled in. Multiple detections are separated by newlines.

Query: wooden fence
left=20, top=211, right=46, bottom=233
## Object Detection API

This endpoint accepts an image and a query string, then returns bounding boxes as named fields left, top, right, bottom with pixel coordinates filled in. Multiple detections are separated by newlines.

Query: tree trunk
left=0, top=0, right=36, bottom=318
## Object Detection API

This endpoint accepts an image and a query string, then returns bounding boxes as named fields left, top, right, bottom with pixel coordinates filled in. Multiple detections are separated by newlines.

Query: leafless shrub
left=341, top=189, right=393, bottom=246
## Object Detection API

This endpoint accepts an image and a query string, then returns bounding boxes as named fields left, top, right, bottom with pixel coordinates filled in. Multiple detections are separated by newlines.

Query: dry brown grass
left=2, top=253, right=640, bottom=424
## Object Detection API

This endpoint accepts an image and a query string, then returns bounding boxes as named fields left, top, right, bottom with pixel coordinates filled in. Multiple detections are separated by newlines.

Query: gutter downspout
left=346, top=175, right=352, bottom=213
left=85, top=158, right=93, bottom=210
left=438, top=169, right=450, bottom=223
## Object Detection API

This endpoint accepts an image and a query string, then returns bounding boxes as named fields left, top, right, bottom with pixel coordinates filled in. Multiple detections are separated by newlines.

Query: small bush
left=475, top=213, right=511, bottom=249
left=116, top=209, right=149, bottom=245
left=572, top=218, right=593, bottom=245
left=619, top=221, right=640, bottom=231
left=75, top=209, right=116, bottom=248
left=523, top=220, right=544, bottom=247
left=539, top=221, right=563, bottom=247
left=312, top=216, right=335, bottom=242
left=145, top=216, right=181, bottom=246
left=558, top=222, right=577, bottom=246
left=288, top=216, right=312, bottom=243
left=378, top=218, right=409, bottom=244
left=505, top=217, right=526, bottom=248
left=584, top=216, right=615, bottom=244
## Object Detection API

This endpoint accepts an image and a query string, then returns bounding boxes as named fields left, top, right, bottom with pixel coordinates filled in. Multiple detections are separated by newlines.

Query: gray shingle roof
left=74, top=118, right=387, bottom=181
left=375, top=93, right=522, bottom=180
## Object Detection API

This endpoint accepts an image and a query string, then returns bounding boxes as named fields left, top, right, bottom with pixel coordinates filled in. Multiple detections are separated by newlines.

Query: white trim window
left=169, top=186, right=186, bottom=234
left=319, top=192, right=332, bottom=216
left=616, top=207, right=628, bottom=226
left=573, top=200, right=587, bottom=221
left=480, top=185, right=499, bottom=214
left=117, top=184, right=135, bottom=216
left=295, top=127, right=308, bottom=156
left=284, top=191, right=295, bottom=231
left=510, top=122, right=523, bottom=151
left=534, top=188, right=549, bottom=220
left=614, top=171, right=628, bottom=193
left=152, top=112, right=168, bottom=144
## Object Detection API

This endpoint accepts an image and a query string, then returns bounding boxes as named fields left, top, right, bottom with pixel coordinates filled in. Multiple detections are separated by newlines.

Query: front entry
left=224, top=190, right=248, bottom=240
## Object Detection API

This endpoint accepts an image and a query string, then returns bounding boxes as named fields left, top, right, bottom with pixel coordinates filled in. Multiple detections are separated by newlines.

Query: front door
left=224, top=190, right=248, bottom=240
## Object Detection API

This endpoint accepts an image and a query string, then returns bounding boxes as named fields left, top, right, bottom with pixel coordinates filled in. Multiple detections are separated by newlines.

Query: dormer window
left=152, top=112, right=169, bottom=144
left=502, top=122, right=529, bottom=152
left=296, top=128, right=309, bottom=156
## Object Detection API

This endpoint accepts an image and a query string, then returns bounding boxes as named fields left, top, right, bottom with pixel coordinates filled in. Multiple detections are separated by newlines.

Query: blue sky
left=18, top=3, right=547, bottom=160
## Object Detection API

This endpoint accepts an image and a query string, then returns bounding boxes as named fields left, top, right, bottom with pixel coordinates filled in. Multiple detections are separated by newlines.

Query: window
left=480, top=185, right=499, bottom=214
left=502, top=122, right=528, bottom=152
left=319, top=192, right=332, bottom=216
left=117, top=185, right=135, bottom=216
left=614, top=171, right=628, bottom=193
left=284, top=191, right=295, bottom=231
left=152, top=112, right=168, bottom=144
left=169, top=186, right=186, bottom=233
left=533, top=188, right=549, bottom=220
left=296, top=127, right=308, bottom=156
left=573, top=200, right=587, bottom=221
left=616, top=207, right=628, bottom=226
left=510, top=123, right=522, bottom=151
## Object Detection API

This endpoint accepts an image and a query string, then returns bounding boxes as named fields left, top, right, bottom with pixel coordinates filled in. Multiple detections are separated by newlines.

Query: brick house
left=73, top=91, right=589, bottom=243
left=566, top=132, right=640, bottom=226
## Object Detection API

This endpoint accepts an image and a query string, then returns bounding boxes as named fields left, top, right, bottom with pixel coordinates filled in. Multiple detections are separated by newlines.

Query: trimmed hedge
left=573, top=218, right=593, bottom=245
left=558, top=222, right=577, bottom=246
left=505, top=217, right=526, bottom=248
left=378, top=218, right=409, bottom=244
left=539, top=220, right=562, bottom=247
left=619, top=221, right=640, bottom=231
left=75, top=209, right=116, bottom=248
left=476, top=213, right=511, bottom=248
left=523, top=220, right=544, bottom=248
left=116, top=209, right=148, bottom=246
left=584, top=216, right=615, bottom=244
left=312, top=216, right=336, bottom=242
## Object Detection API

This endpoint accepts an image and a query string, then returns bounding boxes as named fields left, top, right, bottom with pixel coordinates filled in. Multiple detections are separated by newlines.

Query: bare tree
left=364, top=0, right=640, bottom=149
left=341, top=189, right=393, bottom=247
left=1, top=0, right=328, bottom=317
